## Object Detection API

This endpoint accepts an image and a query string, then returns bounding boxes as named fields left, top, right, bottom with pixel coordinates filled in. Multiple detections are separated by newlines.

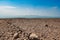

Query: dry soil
left=0, top=18, right=60, bottom=40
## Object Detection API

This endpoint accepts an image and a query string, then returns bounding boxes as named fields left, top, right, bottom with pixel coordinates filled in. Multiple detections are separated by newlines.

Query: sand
left=0, top=18, right=60, bottom=40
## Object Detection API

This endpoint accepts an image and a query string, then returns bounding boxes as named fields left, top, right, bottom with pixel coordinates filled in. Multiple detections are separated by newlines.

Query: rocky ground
left=0, top=18, right=60, bottom=40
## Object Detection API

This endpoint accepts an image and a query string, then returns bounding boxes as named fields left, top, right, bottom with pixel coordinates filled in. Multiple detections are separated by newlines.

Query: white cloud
left=0, top=6, right=16, bottom=9
left=0, top=6, right=60, bottom=18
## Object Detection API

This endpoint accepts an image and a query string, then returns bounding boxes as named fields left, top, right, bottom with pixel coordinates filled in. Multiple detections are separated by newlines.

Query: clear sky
left=0, top=0, right=60, bottom=18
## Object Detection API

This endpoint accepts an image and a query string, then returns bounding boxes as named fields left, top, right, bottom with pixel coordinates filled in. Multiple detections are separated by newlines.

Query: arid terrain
left=0, top=18, right=60, bottom=40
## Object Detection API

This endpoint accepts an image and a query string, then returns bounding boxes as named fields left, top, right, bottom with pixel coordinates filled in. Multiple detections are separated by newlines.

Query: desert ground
left=0, top=18, right=60, bottom=40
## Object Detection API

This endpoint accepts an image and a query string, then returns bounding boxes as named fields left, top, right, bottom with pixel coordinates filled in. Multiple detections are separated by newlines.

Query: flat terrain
left=0, top=18, right=60, bottom=40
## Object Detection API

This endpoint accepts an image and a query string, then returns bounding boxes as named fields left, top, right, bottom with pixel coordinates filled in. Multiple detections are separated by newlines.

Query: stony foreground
left=0, top=18, right=60, bottom=40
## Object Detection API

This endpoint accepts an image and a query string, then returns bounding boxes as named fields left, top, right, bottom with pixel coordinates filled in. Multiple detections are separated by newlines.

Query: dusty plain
left=0, top=18, right=60, bottom=40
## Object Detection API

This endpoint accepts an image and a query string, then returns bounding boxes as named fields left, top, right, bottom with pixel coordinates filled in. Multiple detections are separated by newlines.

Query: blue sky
left=0, top=0, right=60, bottom=18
